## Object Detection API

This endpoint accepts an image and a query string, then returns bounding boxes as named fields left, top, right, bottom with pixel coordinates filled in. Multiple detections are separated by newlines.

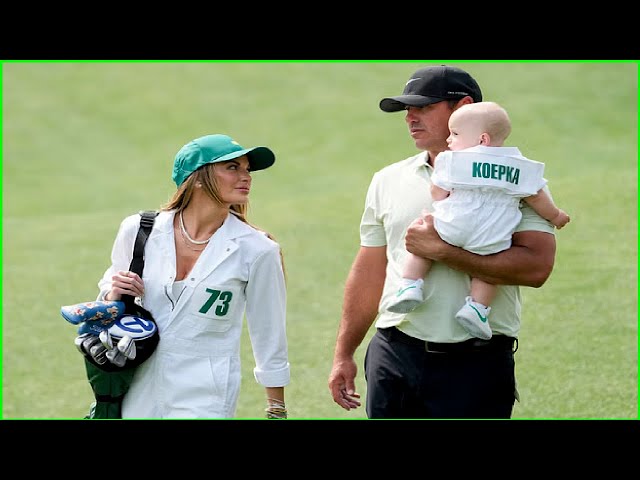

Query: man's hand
left=405, top=213, right=447, bottom=261
left=328, top=356, right=362, bottom=411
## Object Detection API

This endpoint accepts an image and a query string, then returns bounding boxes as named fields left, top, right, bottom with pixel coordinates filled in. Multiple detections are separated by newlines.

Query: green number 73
left=199, top=288, right=233, bottom=316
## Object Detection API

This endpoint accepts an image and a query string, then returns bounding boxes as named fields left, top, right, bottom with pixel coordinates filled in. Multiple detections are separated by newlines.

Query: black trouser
left=364, top=327, right=518, bottom=419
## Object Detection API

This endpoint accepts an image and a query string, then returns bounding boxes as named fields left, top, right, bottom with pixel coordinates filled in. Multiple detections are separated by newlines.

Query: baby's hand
left=552, top=210, right=570, bottom=229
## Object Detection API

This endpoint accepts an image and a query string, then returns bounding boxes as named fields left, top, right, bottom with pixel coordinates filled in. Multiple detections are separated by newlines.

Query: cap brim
left=218, top=146, right=275, bottom=171
left=379, top=95, right=445, bottom=112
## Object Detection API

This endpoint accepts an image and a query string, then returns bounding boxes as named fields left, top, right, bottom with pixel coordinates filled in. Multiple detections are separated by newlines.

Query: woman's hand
left=105, top=270, right=145, bottom=300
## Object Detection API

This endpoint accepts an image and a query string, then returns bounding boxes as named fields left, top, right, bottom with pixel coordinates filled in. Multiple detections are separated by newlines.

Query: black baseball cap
left=379, top=65, right=483, bottom=112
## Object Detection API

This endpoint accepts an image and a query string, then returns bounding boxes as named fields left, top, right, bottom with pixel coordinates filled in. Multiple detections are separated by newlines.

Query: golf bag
left=61, top=210, right=159, bottom=418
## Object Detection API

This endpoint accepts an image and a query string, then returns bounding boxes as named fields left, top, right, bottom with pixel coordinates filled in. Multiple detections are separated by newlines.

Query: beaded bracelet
left=265, top=399, right=288, bottom=419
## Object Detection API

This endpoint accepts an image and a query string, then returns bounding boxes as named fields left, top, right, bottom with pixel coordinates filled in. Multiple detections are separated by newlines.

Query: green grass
left=2, top=61, right=637, bottom=419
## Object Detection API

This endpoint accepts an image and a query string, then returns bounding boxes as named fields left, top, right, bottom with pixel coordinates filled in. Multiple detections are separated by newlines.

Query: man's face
left=404, top=101, right=455, bottom=153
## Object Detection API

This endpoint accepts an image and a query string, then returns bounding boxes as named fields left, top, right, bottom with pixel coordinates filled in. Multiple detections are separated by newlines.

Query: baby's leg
left=388, top=255, right=432, bottom=314
left=469, top=278, right=497, bottom=307
left=454, top=278, right=495, bottom=340
left=403, top=254, right=431, bottom=280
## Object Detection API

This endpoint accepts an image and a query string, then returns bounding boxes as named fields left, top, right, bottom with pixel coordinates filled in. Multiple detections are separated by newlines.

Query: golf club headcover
left=61, top=300, right=126, bottom=335
left=74, top=312, right=159, bottom=372
left=63, top=297, right=159, bottom=369
left=65, top=300, right=159, bottom=418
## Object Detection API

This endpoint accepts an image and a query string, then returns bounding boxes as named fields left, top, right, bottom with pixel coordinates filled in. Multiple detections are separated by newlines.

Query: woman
left=98, top=133, right=290, bottom=418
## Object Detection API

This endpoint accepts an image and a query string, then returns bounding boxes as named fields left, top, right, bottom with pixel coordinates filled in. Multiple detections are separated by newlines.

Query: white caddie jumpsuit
left=97, top=210, right=290, bottom=418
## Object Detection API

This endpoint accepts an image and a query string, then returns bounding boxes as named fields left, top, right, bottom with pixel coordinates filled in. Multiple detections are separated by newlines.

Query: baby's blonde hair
left=452, top=101, right=512, bottom=145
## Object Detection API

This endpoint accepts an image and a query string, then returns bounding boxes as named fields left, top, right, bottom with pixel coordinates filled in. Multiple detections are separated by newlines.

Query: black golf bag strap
left=122, top=210, right=159, bottom=309
left=129, top=210, right=159, bottom=277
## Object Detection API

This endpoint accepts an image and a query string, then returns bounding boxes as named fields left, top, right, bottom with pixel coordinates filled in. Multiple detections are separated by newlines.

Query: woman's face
left=213, top=155, right=252, bottom=206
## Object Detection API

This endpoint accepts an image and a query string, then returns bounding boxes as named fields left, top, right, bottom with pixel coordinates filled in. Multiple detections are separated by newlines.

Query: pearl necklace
left=179, top=210, right=213, bottom=245
left=178, top=225, right=206, bottom=252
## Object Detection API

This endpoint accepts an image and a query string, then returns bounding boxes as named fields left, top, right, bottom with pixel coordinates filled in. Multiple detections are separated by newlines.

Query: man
left=327, top=65, right=557, bottom=418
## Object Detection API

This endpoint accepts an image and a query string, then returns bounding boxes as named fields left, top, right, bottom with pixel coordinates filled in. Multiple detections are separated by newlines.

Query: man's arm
left=405, top=215, right=556, bottom=287
left=329, top=246, right=387, bottom=410
left=334, top=246, right=387, bottom=357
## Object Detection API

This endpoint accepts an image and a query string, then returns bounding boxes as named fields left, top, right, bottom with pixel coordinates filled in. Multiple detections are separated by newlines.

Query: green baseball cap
left=172, top=134, right=276, bottom=187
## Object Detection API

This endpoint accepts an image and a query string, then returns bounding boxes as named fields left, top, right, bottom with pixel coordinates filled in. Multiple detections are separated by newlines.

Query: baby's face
left=446, top=114, right=484, bottom=151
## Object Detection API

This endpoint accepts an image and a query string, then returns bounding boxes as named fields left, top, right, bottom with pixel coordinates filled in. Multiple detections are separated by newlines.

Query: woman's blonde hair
left=161, top=162, right=286, bottom=279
